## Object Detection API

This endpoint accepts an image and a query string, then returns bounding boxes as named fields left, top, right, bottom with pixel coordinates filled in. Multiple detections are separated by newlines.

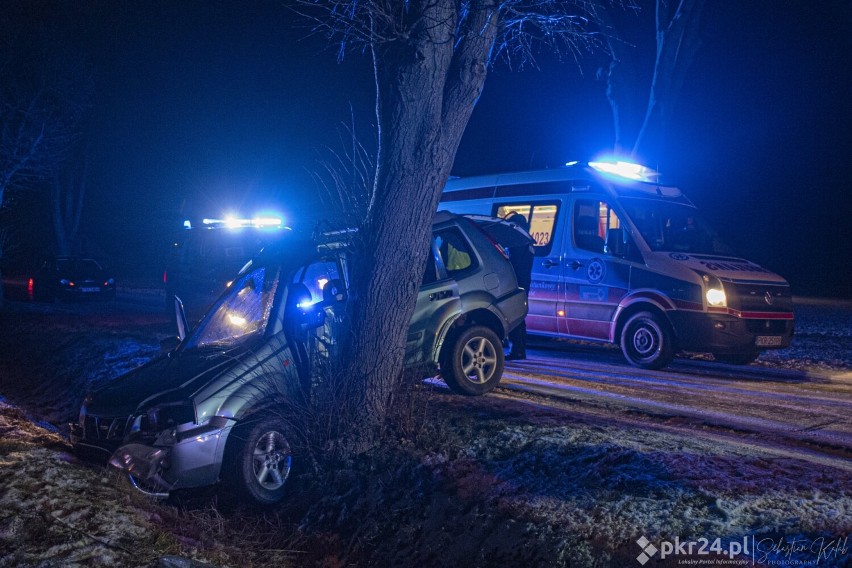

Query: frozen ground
left=0, top=296, right=849, bottom=567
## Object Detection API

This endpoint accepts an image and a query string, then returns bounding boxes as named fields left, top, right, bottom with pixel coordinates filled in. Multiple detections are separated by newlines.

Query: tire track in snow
left=496, top=354, right=852, bottom=471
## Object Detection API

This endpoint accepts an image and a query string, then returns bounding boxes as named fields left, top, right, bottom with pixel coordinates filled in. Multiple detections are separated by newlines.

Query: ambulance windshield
left=620, top=199, right=735, bottom=255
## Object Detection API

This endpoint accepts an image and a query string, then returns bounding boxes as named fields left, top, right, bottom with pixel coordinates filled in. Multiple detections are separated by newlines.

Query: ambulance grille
left=727, top=282, right=793, bottom=313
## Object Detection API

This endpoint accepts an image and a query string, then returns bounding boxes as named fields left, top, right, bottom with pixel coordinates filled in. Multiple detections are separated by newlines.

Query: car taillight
left=27, top=278, right=33, bottom=294
left=163, top=270, right=168, bottom=284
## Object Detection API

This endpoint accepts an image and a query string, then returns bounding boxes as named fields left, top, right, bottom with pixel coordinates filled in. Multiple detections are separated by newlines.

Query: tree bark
left=337, top=0, right=498, bottom=444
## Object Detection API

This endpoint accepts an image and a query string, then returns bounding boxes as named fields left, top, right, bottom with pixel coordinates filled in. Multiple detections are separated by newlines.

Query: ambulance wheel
left=440, top=326, right=504, bottom=396
left=620, top=311, right=675, bottom=370
left=714, top=351, right=759, bottom=365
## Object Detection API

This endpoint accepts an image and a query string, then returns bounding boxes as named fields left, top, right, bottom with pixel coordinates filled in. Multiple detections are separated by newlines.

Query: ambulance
left=439, top=159, right=794, bottom=369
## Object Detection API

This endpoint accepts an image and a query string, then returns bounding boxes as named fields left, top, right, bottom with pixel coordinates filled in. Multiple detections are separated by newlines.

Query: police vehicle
left=163, top=216, right=289, bottom=321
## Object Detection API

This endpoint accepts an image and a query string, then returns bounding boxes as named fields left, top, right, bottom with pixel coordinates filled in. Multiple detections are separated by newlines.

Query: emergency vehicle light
left=588, top=160, right=659, bottom=182
left=201, top=216, right=284, bottom=229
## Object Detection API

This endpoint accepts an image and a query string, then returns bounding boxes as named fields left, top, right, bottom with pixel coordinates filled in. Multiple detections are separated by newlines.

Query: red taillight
left=27, top=278, right=33, bottom=294
left=163, top=270, right=168, bottom=284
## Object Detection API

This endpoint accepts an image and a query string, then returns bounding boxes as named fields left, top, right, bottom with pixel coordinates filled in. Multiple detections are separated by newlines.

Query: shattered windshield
left=185, top=265, right=279, bottom=349
left=620, top=198, right=735, bottom=255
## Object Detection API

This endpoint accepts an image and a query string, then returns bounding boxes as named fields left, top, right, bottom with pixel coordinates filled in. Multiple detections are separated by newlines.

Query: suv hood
left=85, top=347, right=246, bottom=417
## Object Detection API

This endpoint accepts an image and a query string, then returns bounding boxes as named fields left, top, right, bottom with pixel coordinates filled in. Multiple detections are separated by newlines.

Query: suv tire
left=440, top=326, right=504, bottom=396
left=224, top=416, right=293, bottom=506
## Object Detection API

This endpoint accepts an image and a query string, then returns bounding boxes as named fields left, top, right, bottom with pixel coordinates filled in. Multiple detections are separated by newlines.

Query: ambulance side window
left=493, top=202, right=560, bottom=256
left=574, top=200, right=622, bottom=255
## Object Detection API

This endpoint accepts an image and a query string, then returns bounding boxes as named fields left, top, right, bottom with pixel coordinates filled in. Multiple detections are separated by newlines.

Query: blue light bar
left=199, top=216, right=284, bottom=229
left=252, top=216, right=283, bottom=228
left=588, top=159, right=660, bottom=182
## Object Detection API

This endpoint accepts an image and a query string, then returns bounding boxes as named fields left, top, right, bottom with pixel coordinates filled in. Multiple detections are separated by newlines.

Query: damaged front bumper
left=108, top=416, right=235, bottom=497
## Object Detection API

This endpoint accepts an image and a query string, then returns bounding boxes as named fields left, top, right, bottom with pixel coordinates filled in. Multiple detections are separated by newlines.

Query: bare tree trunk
left=300, top=0, right=603, bottom=450
left=338, top=0, right=498, bottom=445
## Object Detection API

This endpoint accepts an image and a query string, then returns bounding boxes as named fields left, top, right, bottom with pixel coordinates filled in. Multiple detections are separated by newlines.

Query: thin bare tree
left=298, top=0, right=608, bottom=447
left=599, top=0, right=705, bottom=159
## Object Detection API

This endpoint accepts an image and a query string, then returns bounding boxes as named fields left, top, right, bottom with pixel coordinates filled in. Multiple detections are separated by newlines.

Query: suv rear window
left=434, top=227, right=477, bottom=275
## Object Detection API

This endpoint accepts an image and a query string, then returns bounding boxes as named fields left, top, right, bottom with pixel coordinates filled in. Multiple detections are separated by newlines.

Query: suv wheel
left=224, top=416, right=293, bottom=506
left=440, top=326, right=504, bottom=396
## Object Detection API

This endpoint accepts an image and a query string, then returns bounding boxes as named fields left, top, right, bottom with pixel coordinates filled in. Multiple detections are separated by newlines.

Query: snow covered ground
left=0, top=296, right=849, bottom=567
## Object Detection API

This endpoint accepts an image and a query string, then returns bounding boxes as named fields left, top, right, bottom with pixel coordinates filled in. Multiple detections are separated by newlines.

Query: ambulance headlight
left=706, top=287, right=726, bottom=307
left=698, top=272, right=727, bottom=307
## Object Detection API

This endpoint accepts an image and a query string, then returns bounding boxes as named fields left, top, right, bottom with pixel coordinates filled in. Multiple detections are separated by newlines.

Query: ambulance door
left=493, top=201, right=565, bottom=336
left=561, top=197, right=631, bottom=340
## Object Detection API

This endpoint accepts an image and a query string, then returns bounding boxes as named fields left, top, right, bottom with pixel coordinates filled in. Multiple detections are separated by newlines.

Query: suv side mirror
left=287, top=283, right=326, bottom=331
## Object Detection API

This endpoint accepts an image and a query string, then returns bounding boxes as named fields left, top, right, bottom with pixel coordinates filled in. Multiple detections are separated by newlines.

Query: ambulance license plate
left=81, top=287, right=99, bottom=293
left=756, top=335, right=783, bottom=347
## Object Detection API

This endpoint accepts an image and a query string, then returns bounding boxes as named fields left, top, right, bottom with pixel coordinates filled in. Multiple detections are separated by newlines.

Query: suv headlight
left=137, top=401, right=196, bottom=435
left=698, top=272, right=727, bottom=307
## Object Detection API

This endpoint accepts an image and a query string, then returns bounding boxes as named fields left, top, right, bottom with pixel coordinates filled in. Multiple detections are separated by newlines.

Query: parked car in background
left=72, top=212, right=528, bottom=505
left=31, top=256, right=116, bottom=301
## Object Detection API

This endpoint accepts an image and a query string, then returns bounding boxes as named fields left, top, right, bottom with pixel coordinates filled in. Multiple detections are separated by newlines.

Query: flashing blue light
left=589, top=159, right=659, bottom=182
left=199, top=214, right=285, bottom=229
left=251, top=216, right=283, bottom=228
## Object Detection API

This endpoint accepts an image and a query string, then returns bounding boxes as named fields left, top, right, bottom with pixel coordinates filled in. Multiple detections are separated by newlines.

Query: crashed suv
left=71, top=211, right=529, bottom=505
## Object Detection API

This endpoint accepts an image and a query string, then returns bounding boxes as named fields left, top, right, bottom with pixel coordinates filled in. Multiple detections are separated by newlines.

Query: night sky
left=3, top=1, right=851, bottom=297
